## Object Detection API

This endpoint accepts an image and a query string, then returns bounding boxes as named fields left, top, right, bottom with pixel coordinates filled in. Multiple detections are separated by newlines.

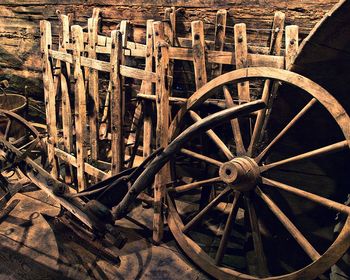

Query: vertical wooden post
left=71, top=25, right=87, bottom=191
left=110, top=30, right=124, bottom=175
left=119, top=20, right=128, bottom=118
left=88, top=10, right=100, bottom=170
left=248, top=11, right=285, bottom=156
left=164, top=7, right=175, bottom=82
left=142, top=19, right=155, bottom=159
left=153, top=21, right=170, bottom=244
left=285, top=25, right=299, bottom=70
left=58, top=14, right=74, bottom=184
left=125, top=20, right=155, bottom=167
left=191, top=20, right=207, bottom=90
left=234, top=23, right=250, bottom=102
left=164, top=7, right=175, bottom=125
left=40, top=20, right=58, bottom=178
left=211, top=9, right=227, bottom=79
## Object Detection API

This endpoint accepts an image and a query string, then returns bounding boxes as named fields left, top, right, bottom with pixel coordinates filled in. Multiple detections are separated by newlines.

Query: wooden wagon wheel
left=165, top=67, right=350, bottom=279
left=0, top=110, right=46, bottom=199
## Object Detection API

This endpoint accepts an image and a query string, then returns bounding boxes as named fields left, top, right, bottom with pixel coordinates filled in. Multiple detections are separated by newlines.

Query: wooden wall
left=0, top=0, right=339, bottom=96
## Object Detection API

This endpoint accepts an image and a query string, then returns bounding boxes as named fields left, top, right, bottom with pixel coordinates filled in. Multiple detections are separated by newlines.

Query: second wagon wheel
left=166, top=67, right=350, bottom=279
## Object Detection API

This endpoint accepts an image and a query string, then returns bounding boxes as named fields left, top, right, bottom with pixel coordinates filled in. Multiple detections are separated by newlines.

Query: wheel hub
left=219, top=156, right=260, bottom=191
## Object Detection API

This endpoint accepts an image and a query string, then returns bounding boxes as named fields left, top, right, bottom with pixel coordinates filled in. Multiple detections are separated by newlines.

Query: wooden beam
left=87, top=11, right=100, bottom=168
left=285, top=25, right=299, bottom=70
left=110, top=30, right=124, bottom=175
left=153, top=21, right=170, bottom=244
left=58, top=14, right=74, bottom=185
left=211, top=9, right=227, bottom=79
left=191, top=20, right=207, bottom=89
left=142, top=19, right=155, bottom=160
left=234, top=23, right=250, bottom=102
left=71, top=25, right=87, bottom=191
left=40, top=20, right=58, bottom=178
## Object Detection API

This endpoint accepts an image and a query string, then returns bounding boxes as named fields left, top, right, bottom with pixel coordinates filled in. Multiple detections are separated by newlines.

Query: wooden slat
left=71, top=25, right=87, bottom=191
left=58, top=14, right=74, bottom=185
left=211, top=9, right=227, bottom=79
left=164, top=7, right=175, bottom=88
left=54, top=148, right=107, bottom=180
left=191, top=20, right=207, bottom=89
left=234, top=23, right=250, bottom=102
left=285, top=25, right=299, bottom=70
left=110, top=30, right=124, bottom=175
left=88, top=12, right=100, bottom=167
left=63, top=44, right=284, bottom=69
left=120, top=20, right=129, bottom=119
left=125, top=21, right=153, bottom=164
left=142, top=19, right=155, bottom=159
left=40, top=20, right=58, bottom=178
left=153, top=21, right=170, bottom=244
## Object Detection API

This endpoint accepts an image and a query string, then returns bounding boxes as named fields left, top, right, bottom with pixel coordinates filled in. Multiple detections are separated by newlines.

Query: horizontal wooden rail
left=49, top=49, right=157, bottom=82
left=65, top=37, right=284, bottom=68
left=54, top=148, right=108, bottom=180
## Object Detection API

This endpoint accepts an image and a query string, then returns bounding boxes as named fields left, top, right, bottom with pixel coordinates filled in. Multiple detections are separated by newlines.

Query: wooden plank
left=88, top=10, right=100, bottom=168
left=140, top=19, right=154, bottom=95
left=211, top=9, right=227, bottom=79
left=71, top=25, right=87, bottom=191
left=234, top=23, right=250, bottom=102
left=164, top=7, right=175, bottom=87
left=125, top=20, right=154, bottom=166
left=58, top=14, right=74, bottom=185
left=66, top=42, right=284, bottom=68
left=40, top=20, right=58, bottom=178
left=110, top=30, right=124, bottom=175
left=142, top=19, right=154, bottom=160
left=120, top=20, right=129, bottom=118
left=54, top=148, right=107, bottom=180
left=285, top=25, right=299, bottom=70
left=191, top=20, right=207, bottom=89
left=153, top=21, right=170, bottom=244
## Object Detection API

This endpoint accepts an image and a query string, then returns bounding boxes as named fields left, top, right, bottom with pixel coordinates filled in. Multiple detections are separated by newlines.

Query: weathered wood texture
left=0, top=0, right=339, bottom=96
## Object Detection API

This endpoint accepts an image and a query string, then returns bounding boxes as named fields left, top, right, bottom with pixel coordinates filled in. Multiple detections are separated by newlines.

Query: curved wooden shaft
left=112, top=100, right=265, bottom=220
left=189, top=110, right=234, bottom=160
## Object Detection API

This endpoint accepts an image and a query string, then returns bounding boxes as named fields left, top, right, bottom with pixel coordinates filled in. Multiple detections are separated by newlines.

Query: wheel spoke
left=245, top=195, right=269, bottom=277
left=247, top=80, right=271, bottom=156
left=18, top=138, right=37, bottom=151
left=255, top=98, right=317, bottom=162
left=171, top=177, right=221, bottom=193
left=261, top=177, right=350, bottom=215
left=223, top=86, right=246, bottom=156
left=255, top=187, right=321, bottom=261
left=183, top=186, right=231, bottom=233
left=4, top=119, right=11, bottom=140
left=215, top=191, right=240, bottom=265
left=180, top=148, right=223, bottom=167
left=11, top=134, right=28, bottom=146
left=189, top=110, right=234, bottom=160
left=260, top=140, right=349, bottom=172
